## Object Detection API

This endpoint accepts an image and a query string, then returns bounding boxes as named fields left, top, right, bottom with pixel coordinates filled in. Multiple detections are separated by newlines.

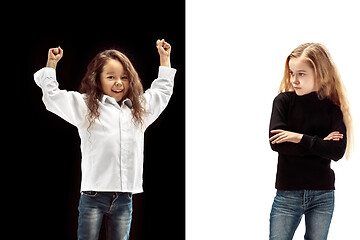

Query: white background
left=186, top=0, right=360, bottom=239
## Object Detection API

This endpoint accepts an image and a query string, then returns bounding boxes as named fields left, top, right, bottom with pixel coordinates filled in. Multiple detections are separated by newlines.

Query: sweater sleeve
left=269, top=93, right=311, bottom=156
left=299, top=106, right=347, bottom=161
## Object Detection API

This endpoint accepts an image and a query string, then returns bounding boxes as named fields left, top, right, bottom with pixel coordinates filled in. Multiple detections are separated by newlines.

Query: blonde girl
left=268, top=43, right=352, bottom=239
left=34, top=39, right=176, bottom=240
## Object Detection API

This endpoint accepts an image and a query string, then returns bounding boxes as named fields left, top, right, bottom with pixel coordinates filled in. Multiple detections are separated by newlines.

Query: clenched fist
left=156, top=39, right=171, bottom=67
left=46, top=46, right=63, bottom=69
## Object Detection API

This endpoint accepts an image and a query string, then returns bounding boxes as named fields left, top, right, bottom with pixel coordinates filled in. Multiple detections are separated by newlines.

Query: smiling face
left=288, top=56, right=318, bottom=96
left=100, top=59, right=130, bottom=102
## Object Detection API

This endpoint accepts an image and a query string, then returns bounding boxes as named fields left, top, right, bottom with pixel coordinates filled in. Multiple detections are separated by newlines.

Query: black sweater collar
left=294, top=91, right=320, bottom=102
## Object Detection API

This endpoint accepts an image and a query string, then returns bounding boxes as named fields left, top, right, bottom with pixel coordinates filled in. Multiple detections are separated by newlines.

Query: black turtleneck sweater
left=269, top=91, right=347, bottom=190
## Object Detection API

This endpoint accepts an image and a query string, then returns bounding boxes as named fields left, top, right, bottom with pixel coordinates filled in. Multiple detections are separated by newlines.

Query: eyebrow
left=289, top=69, right=307, bottom=72
left=105, top=71, right=128, bottom=75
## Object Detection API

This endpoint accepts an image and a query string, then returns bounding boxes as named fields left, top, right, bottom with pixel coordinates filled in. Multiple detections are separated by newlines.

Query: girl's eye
left=121, top=76, right=128, bottom=80
left=290, top=71, right=295, bottom=76
left=299, top=73, right=305, bottom=77
left=107, top=76, right=115, bottom=80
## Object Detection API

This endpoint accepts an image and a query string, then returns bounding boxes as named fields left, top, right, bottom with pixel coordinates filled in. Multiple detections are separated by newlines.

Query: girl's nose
left=115, top=79, right=123, bottom=87
left=292, top=76, right=300, bottom=85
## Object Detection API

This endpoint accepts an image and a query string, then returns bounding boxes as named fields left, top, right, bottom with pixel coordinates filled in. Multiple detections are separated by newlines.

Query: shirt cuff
left=34, top=67, right=56, bottom=88
left=158, top=66, right=177, bottom=81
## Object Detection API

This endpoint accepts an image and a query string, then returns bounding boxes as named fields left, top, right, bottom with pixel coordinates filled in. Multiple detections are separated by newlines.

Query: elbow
left=332, top=150, right=346, bottom=161
left=330, top=145, right=346, bottom=161
left=332, top=158, right=342, bottom=162
left=335, top=140, right=347, bottom=161
left=269, top=141, right=278, bottom=152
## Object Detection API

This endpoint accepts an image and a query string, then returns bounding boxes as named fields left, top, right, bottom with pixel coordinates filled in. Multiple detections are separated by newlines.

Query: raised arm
left=143, top=40, right=176, bottom=128
left=34, top=47, right=87, bottom=127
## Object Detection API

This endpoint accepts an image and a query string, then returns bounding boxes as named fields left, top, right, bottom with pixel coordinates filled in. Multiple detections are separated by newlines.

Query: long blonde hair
left=279, top=43, right=353, bottom=159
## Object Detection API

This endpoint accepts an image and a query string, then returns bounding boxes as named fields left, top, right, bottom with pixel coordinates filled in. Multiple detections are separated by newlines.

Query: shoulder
left=320, top=97, right=342, bottom=116
left=273, top=91, right=295, bottom=104
left=319, top=98, right=344, bottom=128
left=329, top=102, right=343, bottom=120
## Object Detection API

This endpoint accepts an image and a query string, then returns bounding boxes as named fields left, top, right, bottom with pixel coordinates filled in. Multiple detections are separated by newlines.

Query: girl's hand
left=270, top=130, right=303, bottom=144
left=156, top=39, right=171, bottom=67
left=46, top=46, right=63, bottom=69
left=323, top=131, right=343, bottom=141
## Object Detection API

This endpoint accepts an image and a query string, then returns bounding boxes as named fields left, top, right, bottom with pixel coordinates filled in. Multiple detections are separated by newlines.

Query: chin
left=115, top=97, right=123, bottom=102
left=295, top=90, right=313, bottom=96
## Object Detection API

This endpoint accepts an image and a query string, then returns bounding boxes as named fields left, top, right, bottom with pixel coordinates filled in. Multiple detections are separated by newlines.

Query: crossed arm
left=268, top=93, right=346, bottom=160
left=269, top=129, right=343, bottom=144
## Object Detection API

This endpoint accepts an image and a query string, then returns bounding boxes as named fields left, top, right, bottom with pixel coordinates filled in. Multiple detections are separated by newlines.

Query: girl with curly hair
left=34, top=39, right=176, bottom=240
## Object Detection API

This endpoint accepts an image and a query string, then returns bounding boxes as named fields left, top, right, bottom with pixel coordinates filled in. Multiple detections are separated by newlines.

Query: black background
left=22, top=1, right=185, bottom=239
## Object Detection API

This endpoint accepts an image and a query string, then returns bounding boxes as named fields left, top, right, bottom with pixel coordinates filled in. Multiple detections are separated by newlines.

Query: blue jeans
left=270, top=190, right=334, bottom=240
left=78, top=191, right=133, bottom=240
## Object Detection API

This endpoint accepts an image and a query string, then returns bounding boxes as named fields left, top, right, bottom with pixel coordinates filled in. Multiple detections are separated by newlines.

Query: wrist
left=46, top=60, right=58, bottom=69
left=160, top=56, right=171, bottom=68
left=296, top=133, right=303, bottom=143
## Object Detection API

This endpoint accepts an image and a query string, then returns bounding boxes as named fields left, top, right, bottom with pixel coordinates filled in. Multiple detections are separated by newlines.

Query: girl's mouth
left=112, top=89, right=124, bottom=93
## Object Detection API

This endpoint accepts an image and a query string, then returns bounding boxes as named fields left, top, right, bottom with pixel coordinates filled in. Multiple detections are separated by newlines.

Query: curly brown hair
left=79, top=49, right=145, bottom=128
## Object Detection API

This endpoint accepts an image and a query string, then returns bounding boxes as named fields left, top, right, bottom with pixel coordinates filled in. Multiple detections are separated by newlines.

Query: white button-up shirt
left=34, top=66, right=176, bottom=193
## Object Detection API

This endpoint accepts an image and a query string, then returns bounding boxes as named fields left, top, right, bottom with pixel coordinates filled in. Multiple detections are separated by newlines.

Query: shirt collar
left=101, top=95, right=133, bottom=109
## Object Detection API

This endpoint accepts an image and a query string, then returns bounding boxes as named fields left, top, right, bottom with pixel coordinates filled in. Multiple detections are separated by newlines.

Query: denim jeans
left=78, top=191, right=133, bottom=240
left=269, top=190, right=334, bottom=240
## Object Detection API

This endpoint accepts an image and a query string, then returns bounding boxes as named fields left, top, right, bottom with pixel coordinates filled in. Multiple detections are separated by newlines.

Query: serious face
left=288, top=57, right=318, bottom=96
left=100, top=59, right=130, bottom=102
